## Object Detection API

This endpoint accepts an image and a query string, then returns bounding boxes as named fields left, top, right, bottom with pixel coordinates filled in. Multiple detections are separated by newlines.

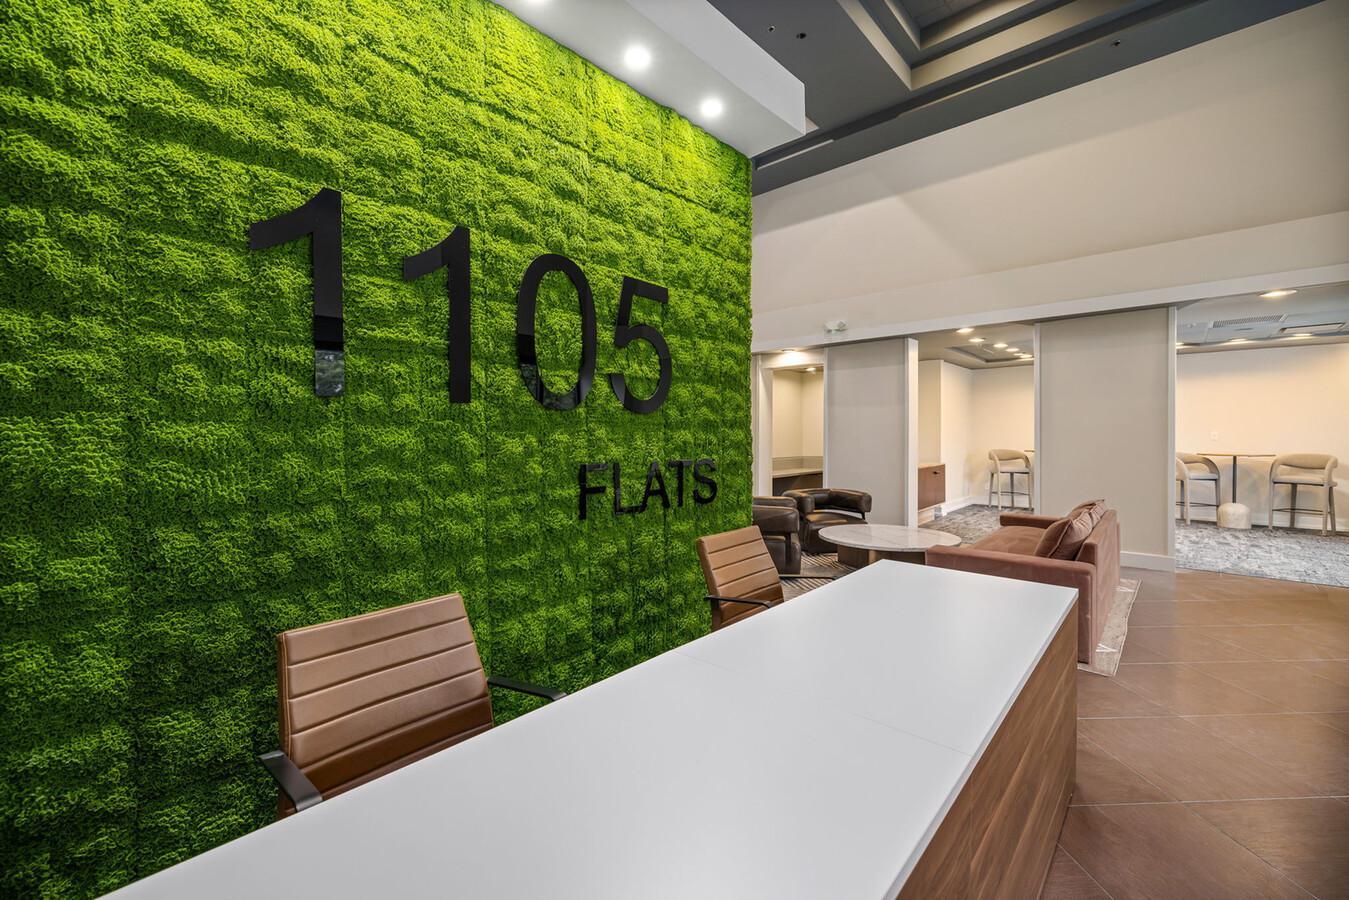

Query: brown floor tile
left=1126, top=599, right=1312, bottom=627
left=1197, top=624, right=1348, bottom=661
left=1112, top=663, right=1282, bottom=715
left=1039, top=846, right=1110, bottom=899
left=1059, top=803, right=1309, bottom=899
left=1076, top=670, right=1169, bottom=718
left=1187, top=798, right=1349, bottom=900
left=1287, top=621, right=1349, bottom=655
left=1298, top=660, right=1349, bottom=687
left=1080, top=717, right=1327, bottom=801
left=1183, top=714, right=1349, bottom=794
left=1072, top=734, right=1173, bottom=805
left=1122, top=626, right=1267, bottom=663
left=1312, top=712, right=1349, bottom=734
left=1189, top=661, right=1349, bottom=713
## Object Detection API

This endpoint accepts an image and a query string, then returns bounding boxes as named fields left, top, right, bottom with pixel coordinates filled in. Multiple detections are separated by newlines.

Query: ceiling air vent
left=1210, top=314, right=1282, bottom=328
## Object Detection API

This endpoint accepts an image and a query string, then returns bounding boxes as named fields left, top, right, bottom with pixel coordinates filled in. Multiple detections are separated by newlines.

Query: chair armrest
left=753, top=496, right=798, bottom=509
left=258, top=751, right=323, bottom=812
left=706, top=593, right=774, bottom=609
left=487, top=675, right=567, bottom=702
left=782, top=490, right=816, bottom=514
left=998, top=512, right=1059, bottom=529
left=925, top=546, right=1092, bottom=597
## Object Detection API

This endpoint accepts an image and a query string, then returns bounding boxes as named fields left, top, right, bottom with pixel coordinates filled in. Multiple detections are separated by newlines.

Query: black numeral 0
left=404, top=227, right=471, bottom=404
left=248, top=188, right=344, bottom=397
left=608, top=277, right=671, bottom=414
left=515, top=254, right=597, bottom=411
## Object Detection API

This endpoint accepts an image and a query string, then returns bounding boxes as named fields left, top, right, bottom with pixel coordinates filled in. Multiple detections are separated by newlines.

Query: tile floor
left=1042, top=567, right=1349, bottom=899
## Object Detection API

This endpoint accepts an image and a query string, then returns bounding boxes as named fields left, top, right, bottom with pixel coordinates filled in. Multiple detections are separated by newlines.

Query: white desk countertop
left=109, top=562, right=1076, bottom=900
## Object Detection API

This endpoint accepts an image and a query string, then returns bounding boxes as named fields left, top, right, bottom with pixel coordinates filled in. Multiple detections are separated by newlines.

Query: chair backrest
left=784, top=487, right=872, bottom=517
left=989, top=448, right=1030, bottom=469
left=275, top=594, right=493, bottom=814
left=1176, top=453, right=1217, bottom=477
left=1270, top=453, right=1337, bottom=479
left=1175, top=455, right=1189, bottom=481
left=695, top=525, right=784, bottom=630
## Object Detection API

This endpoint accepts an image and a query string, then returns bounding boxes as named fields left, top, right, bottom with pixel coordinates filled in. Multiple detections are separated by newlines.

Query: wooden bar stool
left=987, top=449, right=1033, bottom=511
left=1267, top=453, right=1338, bottom=535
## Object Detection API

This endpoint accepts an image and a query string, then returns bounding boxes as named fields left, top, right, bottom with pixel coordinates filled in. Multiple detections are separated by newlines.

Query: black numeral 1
left=248, top=188, right=344, bottom=397
left=404, top=227, right=472, bottom=403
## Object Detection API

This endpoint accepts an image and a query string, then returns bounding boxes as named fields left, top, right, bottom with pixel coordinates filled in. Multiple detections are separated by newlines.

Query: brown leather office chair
left=697, top=525, right=813, bottom=631
left=259, top=593, right=563, bottom=816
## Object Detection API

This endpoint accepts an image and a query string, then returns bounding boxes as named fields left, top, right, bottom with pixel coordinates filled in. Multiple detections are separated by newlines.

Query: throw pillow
left=1035, top=508, right=1096, bottom=559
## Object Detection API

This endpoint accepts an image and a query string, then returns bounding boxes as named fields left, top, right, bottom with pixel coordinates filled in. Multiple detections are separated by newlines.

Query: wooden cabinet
left=918, top=463, right=946, bottom=510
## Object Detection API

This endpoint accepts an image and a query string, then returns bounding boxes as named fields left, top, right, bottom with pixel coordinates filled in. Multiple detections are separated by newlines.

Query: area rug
left=1175, top=521, right=1349, bottom=588
left=1079, top=577, right=1140, bottom=677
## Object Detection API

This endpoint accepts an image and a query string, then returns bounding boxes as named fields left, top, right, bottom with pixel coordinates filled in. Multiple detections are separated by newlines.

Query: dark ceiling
left=707, top=0, right=1322, bottom=193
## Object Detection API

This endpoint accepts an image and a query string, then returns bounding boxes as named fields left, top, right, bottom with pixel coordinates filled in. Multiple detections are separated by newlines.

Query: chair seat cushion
left=972, top=526, right=1044, bottom=555
left=1183, top=470, right=1219, bottom=481
left=1273, top=475, right=1335, bottom=486
left=994, top=466, right=1031, bottom=475
left=805, top=511, right=863, bottom=527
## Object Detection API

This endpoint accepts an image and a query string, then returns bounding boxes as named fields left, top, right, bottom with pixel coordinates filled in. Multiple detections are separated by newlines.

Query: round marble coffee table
left=819, top=523, right=962, bottom=568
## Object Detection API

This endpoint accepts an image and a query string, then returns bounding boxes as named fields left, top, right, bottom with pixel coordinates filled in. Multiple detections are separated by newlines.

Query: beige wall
left=939, top=364, right=972, bottom=502
left=918, top=360, right=943, bottom=465
left=800, top=370, right=824, bottom=457
left=750, top=2, right=1349, bottom=348
left=771, top=369, right=803, bottom=458
left=770, top=369, right=823, bottom=459
left=826, top=338, right=917, bottom=524
left=967, top=366, right=1035, bottom=503
left=1038, top=308, right=1175, bottom=562
left=1177, top=343, right=1348, bottom=530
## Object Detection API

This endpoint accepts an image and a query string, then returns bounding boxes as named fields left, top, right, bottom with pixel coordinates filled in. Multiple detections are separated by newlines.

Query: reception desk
left=110, top=563, right=1076, bottom=899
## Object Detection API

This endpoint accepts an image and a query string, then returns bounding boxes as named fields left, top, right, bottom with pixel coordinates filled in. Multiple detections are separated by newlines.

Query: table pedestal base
left=1217, top=502, right=1253, bottom=530
left=837, top=545, right=927, bottom=568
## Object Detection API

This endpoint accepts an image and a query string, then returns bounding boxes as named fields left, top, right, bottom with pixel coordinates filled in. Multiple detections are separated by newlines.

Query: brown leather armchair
left=784, top=488, right=873, bottom=554
left=753, top=496, right=802, bottom=574
left=258, top=594, right=563, bottom=816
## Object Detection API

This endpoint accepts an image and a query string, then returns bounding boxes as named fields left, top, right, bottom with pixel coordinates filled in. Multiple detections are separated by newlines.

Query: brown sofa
left=926, top=509, right=1120, bottom=665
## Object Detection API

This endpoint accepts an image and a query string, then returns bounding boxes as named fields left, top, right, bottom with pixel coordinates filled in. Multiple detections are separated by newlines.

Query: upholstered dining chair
left=1267, top=453, right=1338, bottom=535
left=259, top=593, right=563, bottom=816
left=696, top=525, right=825, bottom=631
left=1175, top=453, right=1221, bottom=524
left=987, top=449, right=1034, bottom=511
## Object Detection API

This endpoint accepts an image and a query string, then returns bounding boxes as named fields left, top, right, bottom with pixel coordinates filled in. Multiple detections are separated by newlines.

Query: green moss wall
left=0, top=0, right=752, bottom=894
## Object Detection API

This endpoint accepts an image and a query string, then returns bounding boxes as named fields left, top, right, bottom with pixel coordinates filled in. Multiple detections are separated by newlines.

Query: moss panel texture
left=0, top=0, right=752, bottom=893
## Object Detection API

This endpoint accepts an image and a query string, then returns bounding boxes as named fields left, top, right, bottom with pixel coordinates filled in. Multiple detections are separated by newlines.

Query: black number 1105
left=249, top=189, right=672, bottom=413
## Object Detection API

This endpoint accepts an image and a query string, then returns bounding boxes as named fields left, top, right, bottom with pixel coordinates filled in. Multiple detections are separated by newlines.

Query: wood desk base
left=898, top=608, right=1077, bottom=899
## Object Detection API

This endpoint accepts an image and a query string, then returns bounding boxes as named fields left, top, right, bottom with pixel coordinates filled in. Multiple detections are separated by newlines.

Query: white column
left=1036, top=308, right=1175, bottom=570
left=824, top=337, right=918, bottom=525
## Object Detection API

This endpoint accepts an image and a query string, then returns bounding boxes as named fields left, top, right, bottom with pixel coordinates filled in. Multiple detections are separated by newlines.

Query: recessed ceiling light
left=1226, top=338, right=1250, bottom=344
left=623, top=44, right=652, bottom=71
left=956, top=327, right=974, bottom=334
left=969, top=337, right=985, bottom=344
left=1285, top=333, right=1314, bottom=340
left=992, top=342, right=1007, bottom=349
left=806, top=366, right=816, bottom=372
left=699, top=97, right=724, bottom=118
left=1260, top=289, right=1297, bottom=299
left=1176, top=342, right=1187, bottom=348
left=1007, top=347, right=1020, bottom=353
